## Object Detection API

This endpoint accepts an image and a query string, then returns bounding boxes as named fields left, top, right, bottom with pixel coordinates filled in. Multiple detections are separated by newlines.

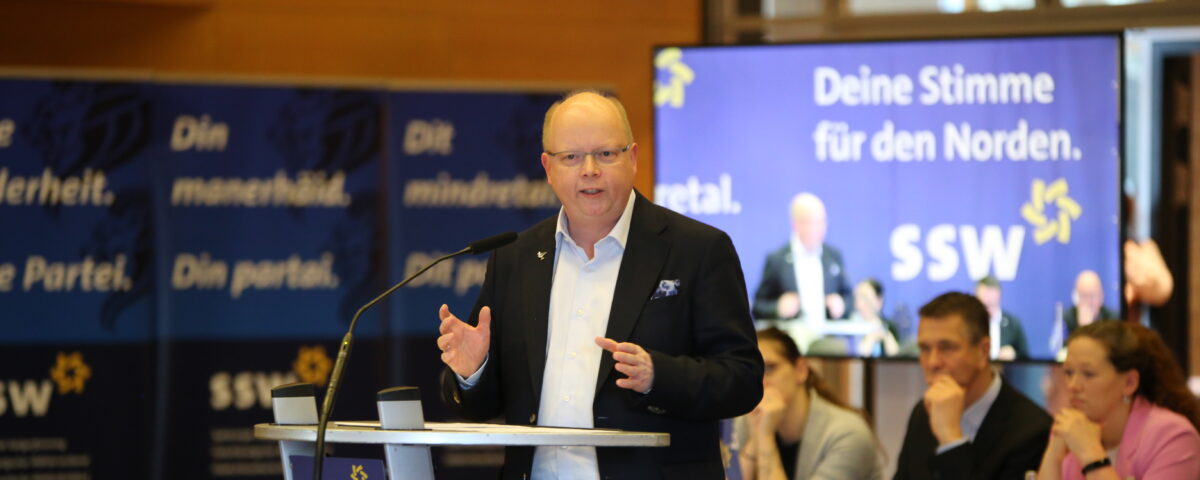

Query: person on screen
left=737, top=327, right=883, bottom=480
left=894, top=292, right=1051, bottom=480
left=752, top=193, right=852, bottom=322
left=973, top=276, right=1029, bottom=361
left=1063, top=270, right=1118, bottom=336
left=435, top=90, right=763, bottom=479
left=1034, top=321, right=1200, bottom=480
left=853, top=278, right=900, bottom=358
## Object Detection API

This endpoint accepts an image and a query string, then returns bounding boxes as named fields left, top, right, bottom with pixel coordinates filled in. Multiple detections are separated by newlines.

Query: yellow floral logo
left=654, top=48, right=695, bottom=109
left=49, top=351, right=91, bottom=395
left=350, top=464, right=368, bottom=480
left=293, top=345, right=332, bottom=387
left=1021, top=178, right=1082, bottom=245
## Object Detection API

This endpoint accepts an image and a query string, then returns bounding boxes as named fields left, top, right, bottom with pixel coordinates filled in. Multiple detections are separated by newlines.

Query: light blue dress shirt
left=935, top=371, right=1002, bottom=455
left=460, top=190, right=637, bottom=480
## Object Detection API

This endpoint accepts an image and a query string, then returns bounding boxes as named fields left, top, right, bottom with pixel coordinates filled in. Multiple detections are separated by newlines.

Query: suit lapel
left=596, top=194, right=670, bottom=393
left=522, top=222, right=556, bottom=404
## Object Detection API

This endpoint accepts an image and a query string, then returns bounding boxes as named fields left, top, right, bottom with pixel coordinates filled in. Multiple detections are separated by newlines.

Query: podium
left=255, top=383, right=669, bottom=480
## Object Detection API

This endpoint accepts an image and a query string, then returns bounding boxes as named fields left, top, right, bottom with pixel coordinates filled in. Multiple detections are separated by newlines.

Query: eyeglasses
left=545, top=143, right=633, bottom=167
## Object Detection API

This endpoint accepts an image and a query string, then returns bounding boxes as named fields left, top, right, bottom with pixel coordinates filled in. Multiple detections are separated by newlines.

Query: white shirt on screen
left=989, top=313, right=1002, bottom=359
left=790, top=236, right=826, bottom=326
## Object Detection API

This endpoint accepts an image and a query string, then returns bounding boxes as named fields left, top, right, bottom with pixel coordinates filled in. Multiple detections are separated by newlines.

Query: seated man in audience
left=974, top=276, right=1029, bottom=360
left=894, top=292, right=1051, bottom=480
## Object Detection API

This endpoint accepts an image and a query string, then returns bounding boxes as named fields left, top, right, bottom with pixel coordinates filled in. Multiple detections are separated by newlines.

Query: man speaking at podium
left=436, top=90, right=764, bottom=479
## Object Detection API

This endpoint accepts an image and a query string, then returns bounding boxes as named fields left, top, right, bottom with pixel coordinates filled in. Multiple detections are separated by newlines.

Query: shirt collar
left=962, top=370, right=1002, bottom=437
left=555, top=190, right=637, bottom=250
left=790, top=235, right=822, bottom=258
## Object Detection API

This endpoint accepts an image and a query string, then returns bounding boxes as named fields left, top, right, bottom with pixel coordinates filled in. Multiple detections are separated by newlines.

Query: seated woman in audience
left=739, top=327, right=882, bottom=480
left=1036, top=321, right=1200, bottom=480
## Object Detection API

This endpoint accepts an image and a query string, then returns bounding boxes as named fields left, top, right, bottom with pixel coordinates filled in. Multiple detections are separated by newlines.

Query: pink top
left=1062, top=396, right=1200, bottom=479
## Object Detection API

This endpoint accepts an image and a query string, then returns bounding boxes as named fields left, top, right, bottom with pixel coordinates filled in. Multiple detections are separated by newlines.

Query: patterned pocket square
left=651, top=279, right=680, bottom=300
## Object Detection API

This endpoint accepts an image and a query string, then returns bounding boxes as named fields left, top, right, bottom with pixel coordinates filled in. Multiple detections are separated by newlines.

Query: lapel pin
left=537, top=251, right=547, bottom=261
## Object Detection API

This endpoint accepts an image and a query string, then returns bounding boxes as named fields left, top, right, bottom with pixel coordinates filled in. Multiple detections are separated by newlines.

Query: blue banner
left=131, top=82, right=392, bottom=478
left=0, top=80, right=155, bottom=344
left=386, top=91, right=561, bottom=337
left=0, top=79, right=158, bottom=477
left=1, top=76, right=565, bottom=479
left=149, top=84, right=387, bottom=341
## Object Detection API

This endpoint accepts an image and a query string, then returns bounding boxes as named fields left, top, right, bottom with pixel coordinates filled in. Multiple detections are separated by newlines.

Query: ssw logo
left=0, top=380, right=53, bottom=418
left=210, top=371, right=299, bottom=411
left=0, top=352, right=91, bottom=418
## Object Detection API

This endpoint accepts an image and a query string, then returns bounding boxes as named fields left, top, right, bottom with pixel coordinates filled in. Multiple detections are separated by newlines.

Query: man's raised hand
left=438, top=304, right=491, bottom=378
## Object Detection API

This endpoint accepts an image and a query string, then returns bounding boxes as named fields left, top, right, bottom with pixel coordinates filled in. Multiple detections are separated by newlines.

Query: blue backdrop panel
left=0, top=75, right=572, bottom=479
left=385, top=91, right=562, bottom=338
left=148, top=84, right=388, bottom=341
left=143, top=83, right=390, bottom=477
left=0, top=79, right=155, bottom=344
left=0, top=79, right=157, bottom=477
left=382, top=92, right=562, bottom=475
left=655, top=35, right=1121, bottom=359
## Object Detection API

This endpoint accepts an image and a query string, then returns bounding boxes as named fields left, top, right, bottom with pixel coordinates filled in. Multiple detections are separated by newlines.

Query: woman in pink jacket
left=1036, top=321, right=1200, bottom=480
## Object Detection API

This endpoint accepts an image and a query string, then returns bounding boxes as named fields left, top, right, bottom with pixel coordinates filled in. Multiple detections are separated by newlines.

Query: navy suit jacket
left=998, top=312, right=1030, bottom=360
left=752, top=242, right=853, bottom=320
left=893, top=377, right=1050, bottom=480
left=1063, top=306, right=1120, bottom=336
left=441, top=192, right=764, bottom=479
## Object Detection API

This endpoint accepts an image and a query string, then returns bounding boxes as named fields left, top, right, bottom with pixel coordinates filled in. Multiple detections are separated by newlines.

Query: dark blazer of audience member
left=1062, top=270, right=1119, bottom=336
left=739, top=328, right=882, bottom=480
left=1035, top=321, right=1200, bottom=480
left=974, top=276, right=1030, bottom=360
left=894, top=292, right=1051, bottom=480
left=752, top=193, right=852, bottom=320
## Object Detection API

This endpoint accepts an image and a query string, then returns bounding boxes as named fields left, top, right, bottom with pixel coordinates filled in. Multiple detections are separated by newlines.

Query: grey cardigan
left=737, top=389, right=883, bottom=480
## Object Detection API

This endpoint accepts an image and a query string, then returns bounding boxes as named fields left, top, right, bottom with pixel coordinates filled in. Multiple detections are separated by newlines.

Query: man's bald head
left=790, top=193, right=827, bottom=252
left=1074, top=269, right=1104, bottom=319
left=542, top=90, right=633, bottom=152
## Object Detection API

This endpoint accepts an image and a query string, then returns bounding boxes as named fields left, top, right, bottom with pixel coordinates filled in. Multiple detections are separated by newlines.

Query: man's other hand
left=596, top=337, right=654, bottom=393
left=437, top=304, right=491, bottom=378
left=825, top=293, right=846, bottom=319
left=777, top=292, right=800, bottom=318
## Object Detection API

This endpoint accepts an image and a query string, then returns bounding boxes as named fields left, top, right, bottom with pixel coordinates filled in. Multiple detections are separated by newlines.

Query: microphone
left=466, top=231, right=518, bottom=255
left=311, top=231, right=517, bottom=480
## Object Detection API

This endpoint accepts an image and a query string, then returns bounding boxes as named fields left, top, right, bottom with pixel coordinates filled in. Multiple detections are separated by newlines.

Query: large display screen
left=653, top=35, right=1121, bottom=361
